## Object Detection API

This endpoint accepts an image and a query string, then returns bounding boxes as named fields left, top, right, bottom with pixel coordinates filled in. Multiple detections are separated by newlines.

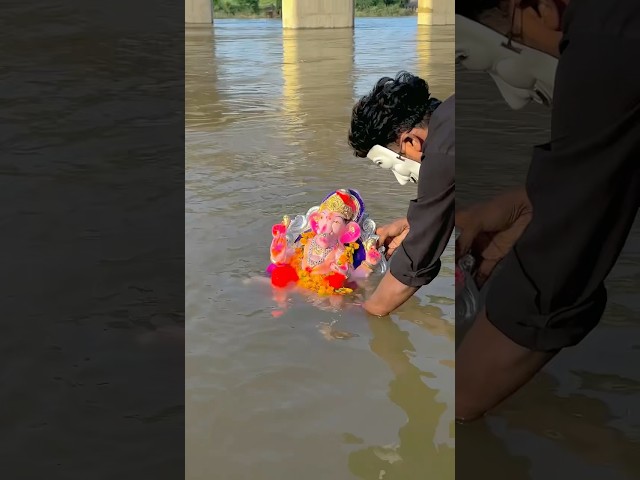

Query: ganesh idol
left=266, top=188, right=386, bottom=295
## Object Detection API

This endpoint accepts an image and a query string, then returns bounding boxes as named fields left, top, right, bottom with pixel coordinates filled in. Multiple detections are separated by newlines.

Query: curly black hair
left=348, top=71, right=441, bottom=158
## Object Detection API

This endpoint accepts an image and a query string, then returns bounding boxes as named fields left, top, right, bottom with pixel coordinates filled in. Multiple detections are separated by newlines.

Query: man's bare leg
left=455, top=308, right=558, bottom=422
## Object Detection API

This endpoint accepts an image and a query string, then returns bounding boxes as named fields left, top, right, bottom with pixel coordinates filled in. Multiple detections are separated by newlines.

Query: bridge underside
left=184, top=0, right=454, bottom=27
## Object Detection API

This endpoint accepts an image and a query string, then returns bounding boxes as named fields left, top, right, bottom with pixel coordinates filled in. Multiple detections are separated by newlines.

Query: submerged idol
left=267, top=188, right=385, bottom=295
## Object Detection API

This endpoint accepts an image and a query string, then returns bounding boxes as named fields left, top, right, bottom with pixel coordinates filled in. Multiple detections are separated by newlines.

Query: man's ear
left=398, top=132, right=424, bottom=162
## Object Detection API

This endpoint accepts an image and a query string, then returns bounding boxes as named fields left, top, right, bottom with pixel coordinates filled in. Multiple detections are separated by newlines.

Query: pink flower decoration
left=272, top=224, right=287, bottom=236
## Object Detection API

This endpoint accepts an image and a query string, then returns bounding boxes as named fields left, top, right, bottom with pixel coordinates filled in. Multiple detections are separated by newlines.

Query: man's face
left=365, top=126, right=428, bottom=185
left=367, top=145, right=421, bottom=185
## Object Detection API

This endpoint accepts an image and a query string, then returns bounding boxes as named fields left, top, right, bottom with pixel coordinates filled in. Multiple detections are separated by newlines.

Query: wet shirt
left=389, top=95, right=455, bottom=288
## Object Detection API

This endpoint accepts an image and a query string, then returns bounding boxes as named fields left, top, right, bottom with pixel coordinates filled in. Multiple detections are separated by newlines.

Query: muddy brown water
left=186, top=17, right=455, bottom=480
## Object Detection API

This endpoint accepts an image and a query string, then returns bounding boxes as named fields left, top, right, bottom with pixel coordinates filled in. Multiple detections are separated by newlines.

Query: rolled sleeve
left=390, top=96, right=455, bottom=288
left=486, top=33, right=640, bottom=351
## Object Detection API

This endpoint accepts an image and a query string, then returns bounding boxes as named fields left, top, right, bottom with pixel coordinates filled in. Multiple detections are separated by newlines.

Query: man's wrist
left=502, top=186, right=529, bottom=208
left=396, top=217, right=409, bottom=229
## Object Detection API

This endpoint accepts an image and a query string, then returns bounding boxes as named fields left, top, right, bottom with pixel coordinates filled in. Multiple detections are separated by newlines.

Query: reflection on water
left=348, top=316, right=454, bottom=478
left=457, top=65, right=640, bottom=480
left=186, top=18, right=454, bottom=480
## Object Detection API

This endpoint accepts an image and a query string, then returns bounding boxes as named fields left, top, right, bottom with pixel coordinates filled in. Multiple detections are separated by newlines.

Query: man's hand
left=456, top=187, right=532, bottom=287
left=376, top=217, right=410, bottom=259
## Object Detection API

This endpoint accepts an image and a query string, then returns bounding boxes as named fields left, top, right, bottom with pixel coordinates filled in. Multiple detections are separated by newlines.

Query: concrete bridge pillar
left=418, top=0, right=454, bottom=26
left=186, top=0, right=213, bottom=24
left=282, top=0, right=354, bottom=29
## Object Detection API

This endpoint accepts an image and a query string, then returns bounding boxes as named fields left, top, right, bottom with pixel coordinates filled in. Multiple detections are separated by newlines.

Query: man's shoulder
left=440, top=94, right=455, bottom=109
left=434, top=94, right=454, bottom=122
left=424, top=94, right=454, bottom=158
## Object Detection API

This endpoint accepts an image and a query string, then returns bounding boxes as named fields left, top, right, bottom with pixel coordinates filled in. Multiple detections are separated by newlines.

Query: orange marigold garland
left=270, top=232, right=358, bottom=296
left=299, top=232, right=315, bottom=246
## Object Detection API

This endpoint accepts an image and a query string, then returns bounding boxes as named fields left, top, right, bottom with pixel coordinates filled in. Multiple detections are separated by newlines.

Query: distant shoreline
left=212, top=9, right=416, bottom=20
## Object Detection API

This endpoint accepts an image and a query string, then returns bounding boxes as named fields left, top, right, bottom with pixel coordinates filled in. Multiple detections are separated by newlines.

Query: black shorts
left=485, top=20, right=640, bottom=351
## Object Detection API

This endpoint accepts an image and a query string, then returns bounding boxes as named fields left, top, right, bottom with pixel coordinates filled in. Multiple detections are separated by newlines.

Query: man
left=348, top=72, right=455, bottom=316
left=456, top=0, right=640, bottom=421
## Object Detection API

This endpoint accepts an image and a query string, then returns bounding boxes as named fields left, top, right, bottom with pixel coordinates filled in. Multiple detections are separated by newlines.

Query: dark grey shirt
left=389, top=95, right=455, bottom=287
left=485, top=0, right=640, bottom=351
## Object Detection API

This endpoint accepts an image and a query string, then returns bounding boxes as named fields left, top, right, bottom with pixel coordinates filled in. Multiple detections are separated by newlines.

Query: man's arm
left=363, top=271, right=418, bottom=316
left=364, top=96, right=455, bottom=316
left=456, top=13, right=640, bottom=419
left=484, top=31, right=640, bottom=351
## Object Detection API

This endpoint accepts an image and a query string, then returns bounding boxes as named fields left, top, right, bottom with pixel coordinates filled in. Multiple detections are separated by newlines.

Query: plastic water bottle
left=456, top=254, right=481, bottom=326
left=454, top=227, right=481, bottom=326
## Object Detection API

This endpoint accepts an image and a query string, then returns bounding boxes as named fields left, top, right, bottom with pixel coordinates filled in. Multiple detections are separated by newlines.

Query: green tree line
left=213, top=0, right=412, bottom=17
left=356, top=0, right=410, bottom=7
left=213, top=0, right=261, bottom=16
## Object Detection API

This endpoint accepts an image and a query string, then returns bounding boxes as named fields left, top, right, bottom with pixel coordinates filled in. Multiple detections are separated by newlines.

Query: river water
left=185, top=17, right=455, bottom=480
left=457, top=65, right=640, bottom=480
